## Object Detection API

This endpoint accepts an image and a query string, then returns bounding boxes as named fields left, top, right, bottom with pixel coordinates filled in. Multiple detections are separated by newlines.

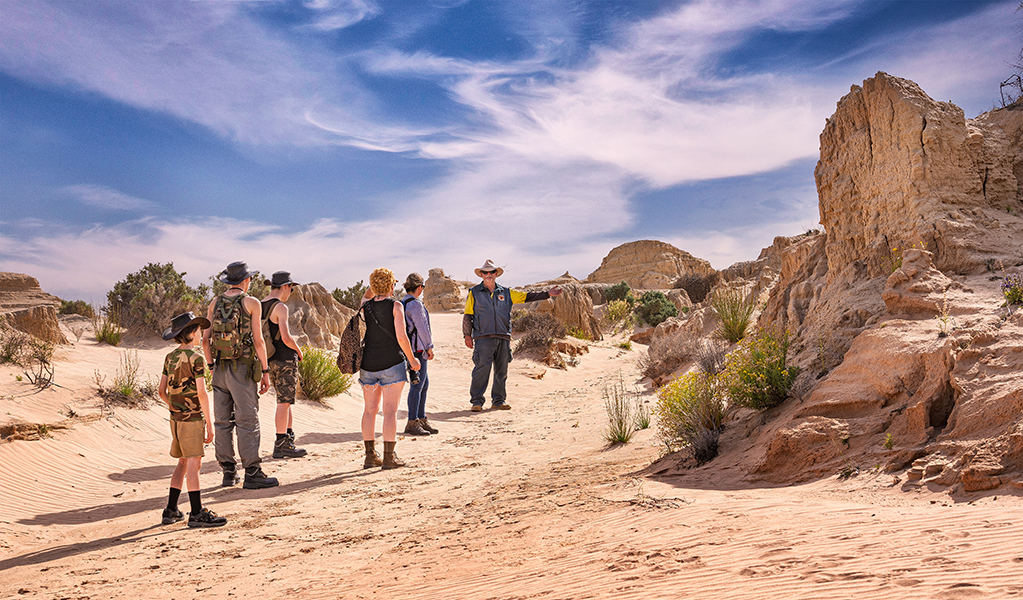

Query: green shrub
left=603, top=299, right=633, bottom=329
left=710, top=287, right=755, bottom=343
left=298, top=346, right=352, bottom=402
left=655, top=371, right=724, bottom=462
left=722, top=328, right=799, bottom=411
left=567, top=326, right=590, bottom=340
left=59, top=299, right=95, bottom=318
left=603, top=376, right=637, bottom=444
left=92, top=311, right=123, bottom=346
left=332, top=281, right=368, bottom=310
left=1002, top=273, right=1023, bottom=305
left=635, top=291, right=677, bottom=327
left=674, top=272, right=720, bottom=303
left=208, top=271, right=268, bottom=300
left=108, top=262, right=208, bottom=336
left=605, top=281, right=634, bottom=304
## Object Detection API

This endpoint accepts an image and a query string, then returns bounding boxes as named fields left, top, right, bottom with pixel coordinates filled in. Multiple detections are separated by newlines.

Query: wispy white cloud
left=303, top=0, right=379, bottom=31
left=60, top=184, right=156, bottom=212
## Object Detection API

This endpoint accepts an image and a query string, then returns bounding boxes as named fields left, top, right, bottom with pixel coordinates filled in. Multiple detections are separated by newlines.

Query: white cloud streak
left=60, top=184, right=156, bottom=212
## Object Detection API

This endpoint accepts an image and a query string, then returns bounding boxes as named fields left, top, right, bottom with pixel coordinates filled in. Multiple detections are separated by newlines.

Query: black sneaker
left=243, top=467, right=280, bottom=489
left=273, top=437, right=308, bottom=459
left=187, top=507, right=227, bottom=528
left=161, top=507, right=184, bottom=525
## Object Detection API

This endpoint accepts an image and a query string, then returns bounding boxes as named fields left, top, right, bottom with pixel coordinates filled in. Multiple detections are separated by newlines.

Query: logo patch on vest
left=498, top=294, right=505, bottom=302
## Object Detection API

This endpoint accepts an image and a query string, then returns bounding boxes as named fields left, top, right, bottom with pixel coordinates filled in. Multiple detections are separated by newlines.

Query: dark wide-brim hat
left=264, top=271, right=300, bottom=288
left=218, top=261, right=257, bottom=285
left=162, top=312, right=211, bottom=341
left=474, top=259, right=504, bottom=278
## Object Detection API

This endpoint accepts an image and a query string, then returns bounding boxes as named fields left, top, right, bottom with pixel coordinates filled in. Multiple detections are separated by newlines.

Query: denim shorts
left=359, top=361, right=407, bottom=387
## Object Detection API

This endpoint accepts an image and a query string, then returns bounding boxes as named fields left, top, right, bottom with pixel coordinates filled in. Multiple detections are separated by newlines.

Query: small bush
left=635, top=291, right=677, bottom=327
left=1003, top=273, right=1023, bottom=305
left=0, top=327, right=54, bottom=367
left=92, top=311, right=123, bottom=346
left=710, top=287, right=755, bottom=343
left=59, top=300, right=95, bottom=318
left=113, top=350, right=143, bottom=398
left=512, top=311, right=566, bottom=353
left=97, top=349, right=156, bottom=408
left=298, top=346, right=352, bottom=402
left=603, top=376, right=637, bottom=444
left=605, top=282, right=634, bottom=304
left=332, top=280, right=368, bottom=310
left=617, top=340, right=632, bottom=351
left=634, top=398, right=651, bottom=430
left=695, top=338, right=729, bottom=374
left=655, top=371, right=725, bottom=462
left=641, top=328, right=696, bottom=380
left=722, top=327, right=799, bottom=411
left=108, top=262, right=208, bottom=336
left=567, top=326, right=590, bottom=340
left=674, top=272, right=720, bottom=304
left=602, top=299, right=634, bottom=330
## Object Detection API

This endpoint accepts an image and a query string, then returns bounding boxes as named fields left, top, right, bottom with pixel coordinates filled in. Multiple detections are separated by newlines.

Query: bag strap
left=401, top=297, right=419, bottom=349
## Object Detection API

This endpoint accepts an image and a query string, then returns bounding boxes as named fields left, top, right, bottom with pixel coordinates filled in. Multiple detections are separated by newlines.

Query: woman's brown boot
left=364, top=440, right=382, bottom=469
left=382, top=441, right=405, bottom=469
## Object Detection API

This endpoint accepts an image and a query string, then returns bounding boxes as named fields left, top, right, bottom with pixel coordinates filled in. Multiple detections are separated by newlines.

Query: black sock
left=287, top=428, right=294, bottom=437
left=167, top=487, right=181, bottom=510
left=276, top=433, right=287, bottom=442
left=189, top=491, right=202, bottom=515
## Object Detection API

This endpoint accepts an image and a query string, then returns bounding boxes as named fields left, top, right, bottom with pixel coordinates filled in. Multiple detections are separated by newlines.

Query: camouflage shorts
left=269, top=359, right=299, bottom=404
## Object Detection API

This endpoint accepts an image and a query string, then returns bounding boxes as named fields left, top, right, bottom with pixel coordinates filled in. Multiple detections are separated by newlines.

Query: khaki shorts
left=269, top=359, right=299, bottom=404
left=170, top=419, right=206, bottom=458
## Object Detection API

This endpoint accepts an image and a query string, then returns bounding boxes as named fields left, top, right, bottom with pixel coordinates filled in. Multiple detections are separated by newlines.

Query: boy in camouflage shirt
left=158, top=312, right=227, bottom=528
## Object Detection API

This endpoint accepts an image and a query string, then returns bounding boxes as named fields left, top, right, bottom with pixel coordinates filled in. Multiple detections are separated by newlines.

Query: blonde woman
left=358, top=268, right=421, bottom=469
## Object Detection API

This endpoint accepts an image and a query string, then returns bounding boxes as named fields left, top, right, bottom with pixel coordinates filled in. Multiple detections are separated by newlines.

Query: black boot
left=243, top=465, right=279, bottom=489
left=273, top=435, right=308, bottom=458
left=220, top=461, right=240, bottom=487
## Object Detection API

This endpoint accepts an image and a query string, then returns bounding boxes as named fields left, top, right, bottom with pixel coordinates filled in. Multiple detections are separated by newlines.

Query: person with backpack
left=358, top=268, right=420, bottom=469
left=400, top=273, right=435, bottom=436
left=202, top=261, right=279, bottom=489
left=260, top=271, right=307, bottom=460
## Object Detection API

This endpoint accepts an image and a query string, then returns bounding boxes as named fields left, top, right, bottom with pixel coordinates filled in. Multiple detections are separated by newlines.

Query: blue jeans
left=470, top=337, right=510, bottom=407
left=406, top=351, right=429, bottom=420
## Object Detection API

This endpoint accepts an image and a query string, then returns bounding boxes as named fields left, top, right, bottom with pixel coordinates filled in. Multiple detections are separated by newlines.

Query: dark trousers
left=406, top=351, right=429, bottom=420
left=469, top=337, right=510, bottom=407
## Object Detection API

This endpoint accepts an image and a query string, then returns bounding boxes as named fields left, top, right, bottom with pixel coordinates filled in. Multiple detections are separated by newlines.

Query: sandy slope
left=1, top=313, right=1021, bottom=599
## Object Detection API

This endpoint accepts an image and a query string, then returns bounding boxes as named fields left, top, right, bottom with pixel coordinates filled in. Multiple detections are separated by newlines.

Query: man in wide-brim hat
left=202, top=261, right=279, bottom=490
left=462, top=259, right=561, bottom=412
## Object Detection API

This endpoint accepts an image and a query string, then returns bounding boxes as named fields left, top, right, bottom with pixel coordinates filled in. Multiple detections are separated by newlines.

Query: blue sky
left=1, top=0, right=1020, bottom=302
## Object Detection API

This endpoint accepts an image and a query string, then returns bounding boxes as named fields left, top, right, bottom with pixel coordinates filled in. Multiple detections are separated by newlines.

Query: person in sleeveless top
left=260, top=271, right=307, bottom=459
left=358, top=268, right=421, bottom=469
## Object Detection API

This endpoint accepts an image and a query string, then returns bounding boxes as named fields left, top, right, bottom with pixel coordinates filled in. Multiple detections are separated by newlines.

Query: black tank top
left=261, top=298, right=297, bottom=362
left=361, top=298, right=403, bottom=372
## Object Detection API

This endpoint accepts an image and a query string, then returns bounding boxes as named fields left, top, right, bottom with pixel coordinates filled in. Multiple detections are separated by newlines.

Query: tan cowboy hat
left=474, top=259, right=504, bottom=278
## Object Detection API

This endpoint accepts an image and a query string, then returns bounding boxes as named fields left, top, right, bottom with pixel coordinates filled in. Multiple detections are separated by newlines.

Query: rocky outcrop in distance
left=0, top=273, right=67, bottom=345
left=424, top=268, right=468, bottom=313
left=285, top=283, right=354, bottom=349
left=585, top=240, right=715, bottom=290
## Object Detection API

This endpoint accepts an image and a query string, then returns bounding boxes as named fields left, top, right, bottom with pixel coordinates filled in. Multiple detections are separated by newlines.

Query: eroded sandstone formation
left=424, top=268, right=467, bottom=313
left=285, top=283, right=354, bottom=349
left=0, top=273, right=67, bottom=344
left=586, top=240, right=715, bottom=290
left=737, top=73, right=1023, bottom=492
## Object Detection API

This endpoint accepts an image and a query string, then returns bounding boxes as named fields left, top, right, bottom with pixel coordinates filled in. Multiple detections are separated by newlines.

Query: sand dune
left=1, top=313, right=1020, bottom=599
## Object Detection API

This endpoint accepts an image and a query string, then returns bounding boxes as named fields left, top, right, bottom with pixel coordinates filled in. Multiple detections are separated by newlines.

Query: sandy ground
left=1, top=313, right=1022, bottom=599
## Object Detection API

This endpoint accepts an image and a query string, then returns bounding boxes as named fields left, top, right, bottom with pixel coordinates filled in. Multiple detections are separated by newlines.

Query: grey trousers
left=212, top=361, right=261, bottom=469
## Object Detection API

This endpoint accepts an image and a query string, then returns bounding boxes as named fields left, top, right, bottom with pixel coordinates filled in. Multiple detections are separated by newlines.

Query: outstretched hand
left=549, top=286, right=563, bottom=297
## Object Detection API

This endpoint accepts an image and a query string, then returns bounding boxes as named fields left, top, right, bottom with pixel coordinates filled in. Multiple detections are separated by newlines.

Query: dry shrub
left=674, top=272, right=721, bottom=304
left=696, top=338, right=729, bottom=375
left=640, top=328, right=697, bottom=380
left=512, top=311, right=566, bottom=354
left=654, top=370, right=725, bottom=463
left=0, top=327, right=54, bottom=367
left=709, top=287, right=755, bottom=343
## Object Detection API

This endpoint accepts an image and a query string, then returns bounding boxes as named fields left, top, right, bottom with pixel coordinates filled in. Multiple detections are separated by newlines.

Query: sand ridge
left=1, top=314, right=1021, bottom=599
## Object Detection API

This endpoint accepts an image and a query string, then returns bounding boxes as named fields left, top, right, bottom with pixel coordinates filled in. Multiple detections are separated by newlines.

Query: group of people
left=155, top=259, right=561, bottom=528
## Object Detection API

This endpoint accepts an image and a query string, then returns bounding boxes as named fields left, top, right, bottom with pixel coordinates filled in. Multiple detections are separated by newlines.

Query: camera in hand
left=408, top=365, right=420, bottom=385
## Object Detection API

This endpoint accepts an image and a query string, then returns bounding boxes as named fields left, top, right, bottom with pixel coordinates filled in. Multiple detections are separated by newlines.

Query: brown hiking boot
left=363, top=440, right=382, bottom=469
left=470, top=405, right=483, bottom=412
left=419, top=417, right=438, bottom=434
left=493, top=402, right=511, bottom=410
left=382, top=441, right=405, bottom=469
left=403, top=419, right=430, bottom=436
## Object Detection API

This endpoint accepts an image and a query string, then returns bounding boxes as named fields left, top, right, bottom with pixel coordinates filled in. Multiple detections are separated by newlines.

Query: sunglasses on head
left=481, top=269, right=497, bottom=275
